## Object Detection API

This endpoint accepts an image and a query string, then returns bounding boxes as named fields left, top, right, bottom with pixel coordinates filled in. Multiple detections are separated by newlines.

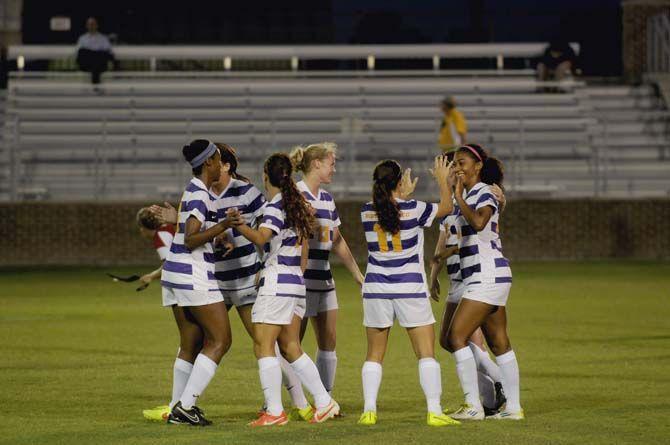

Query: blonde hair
left=289, top=142, right=338, bottom=173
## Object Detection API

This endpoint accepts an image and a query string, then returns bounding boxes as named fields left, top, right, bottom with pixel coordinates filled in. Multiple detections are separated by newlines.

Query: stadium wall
left=1, top=200, right=669, bottom=267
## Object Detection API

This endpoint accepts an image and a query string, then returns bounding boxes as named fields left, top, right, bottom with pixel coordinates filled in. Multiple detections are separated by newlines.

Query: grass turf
left=1, top=262, right=669, bottom=445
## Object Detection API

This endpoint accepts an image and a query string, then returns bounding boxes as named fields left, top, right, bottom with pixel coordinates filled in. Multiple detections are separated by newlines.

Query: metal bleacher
left=2, top=45, right=669, bottom=201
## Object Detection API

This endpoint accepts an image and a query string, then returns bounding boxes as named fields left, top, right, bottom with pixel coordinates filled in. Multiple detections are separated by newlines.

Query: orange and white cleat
left=248, top=411, right=289, bottom=427
left=309, top=399, right=340, bottom=424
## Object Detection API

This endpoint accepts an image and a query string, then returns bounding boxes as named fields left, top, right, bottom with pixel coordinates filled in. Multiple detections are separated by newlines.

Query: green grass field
left=2, top=262, right=669, bottom=445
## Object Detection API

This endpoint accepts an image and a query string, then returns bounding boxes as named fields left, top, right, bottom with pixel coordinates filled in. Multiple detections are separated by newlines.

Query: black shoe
left=494, top=381, right=507, bottom=410
left=483, top=405, right=498, bottom=417
left=167, top=401, right=212, bottom=426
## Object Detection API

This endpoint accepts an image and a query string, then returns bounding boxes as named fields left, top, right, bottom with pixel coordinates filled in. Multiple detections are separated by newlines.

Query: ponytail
left=264, top=153, right=315, bottom=240
left=372, top=160, right=402, bottom=234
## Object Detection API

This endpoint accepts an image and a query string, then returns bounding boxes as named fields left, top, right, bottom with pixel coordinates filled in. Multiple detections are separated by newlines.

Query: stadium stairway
left=2, top=74, right=669, bottom=201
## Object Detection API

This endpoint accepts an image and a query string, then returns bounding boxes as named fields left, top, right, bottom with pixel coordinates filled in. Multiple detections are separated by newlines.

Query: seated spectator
left=437, top=96, right=467, bottom=152
left=537, top=40, right=576, bottom=85
left=76, top=17, right=115, bottom=85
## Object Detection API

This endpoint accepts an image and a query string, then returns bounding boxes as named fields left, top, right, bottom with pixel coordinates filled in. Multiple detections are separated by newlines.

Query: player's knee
left=446, top=330, right=467, bottom=352
left=206, top=335, right=232, bottom=360
left=279, top=340, right=302, bottom=362
left=319, top=333, right=336, bottom=351
left=488, top=336, right=511, bottom=356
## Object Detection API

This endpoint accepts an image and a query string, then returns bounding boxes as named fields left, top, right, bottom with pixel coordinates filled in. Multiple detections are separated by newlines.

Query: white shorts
left=305, top=289, right=338, bottom=318
left=363, top=297, right=436, bottom=328
left=446, top=280, right=465, bottom=304
left=251, top=294, right=306, bottom=325
left=462, top=282, right=512, bottom=307
left=162, top=286, right=178, bottom=307
left=222, top=288, right=257, bottom=308
left=162, top=286, right=224, bottom=308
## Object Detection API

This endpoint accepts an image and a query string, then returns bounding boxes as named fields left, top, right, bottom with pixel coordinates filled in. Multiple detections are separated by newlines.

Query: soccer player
left=146, top=143, right=312, bottom=421
left=427, top=151, right=508, bottom=416
left=444, top=144, right=524, bottom=421
left=232, top=153, right=340, bottom=427
left=161, top=139, right=242, bottom=426
left=289, top=142, right=364, bottom=398
left=357, top=156, right=460, bottom=427
left=135, top=207, right=175, bottom=290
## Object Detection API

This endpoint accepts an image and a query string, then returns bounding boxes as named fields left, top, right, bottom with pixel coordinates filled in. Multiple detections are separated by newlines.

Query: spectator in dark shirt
left=537, top=40, right=576, bottom=84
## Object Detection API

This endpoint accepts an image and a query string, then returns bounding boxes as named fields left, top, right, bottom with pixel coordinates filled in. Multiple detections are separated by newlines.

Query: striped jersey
left=209, top=179, right=265, bottom=296
left=361, top=199, right=438, bottom=299
left=257, top=193, right=306, bottom=298
left=455, top=182, right=512, bottom=286
left=439, top=211, right=462, bottom=285
left=297, top=180, right=341, bottom=292
left=161, top=177, right=217, bottom=292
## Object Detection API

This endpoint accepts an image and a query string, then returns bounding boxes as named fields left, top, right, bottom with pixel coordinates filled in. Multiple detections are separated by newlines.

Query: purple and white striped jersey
left=297, top=180, right=341, bottom=292
left=210, top=179, right=266, bottom=296
left=439, top=210, right=462, bottom=285
left=455, top=182, right=512, bottom=286
left=161, top=177, right=217, bottom=292
left=361, top=199, right=438, bottom=299
left=257, top=193, right=306, bottom=298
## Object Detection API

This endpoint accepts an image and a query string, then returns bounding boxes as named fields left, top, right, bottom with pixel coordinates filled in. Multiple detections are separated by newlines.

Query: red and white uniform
left=153, top=224, right=175, bottom=261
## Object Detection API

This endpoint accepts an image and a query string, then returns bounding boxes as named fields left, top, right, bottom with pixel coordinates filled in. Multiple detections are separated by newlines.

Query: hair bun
left=289, top=146, right=306, bottom=171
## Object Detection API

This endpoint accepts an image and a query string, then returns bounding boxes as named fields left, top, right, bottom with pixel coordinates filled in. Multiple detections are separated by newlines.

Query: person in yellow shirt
left=438, top=97, right=468, bottom=152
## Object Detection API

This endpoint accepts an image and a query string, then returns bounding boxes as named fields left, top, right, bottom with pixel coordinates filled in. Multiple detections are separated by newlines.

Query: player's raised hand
left=398, top=168, right=418, bottom=199
left=149, top=202, right=178, bottom=225
left=431, top=155, right=451, bottom=184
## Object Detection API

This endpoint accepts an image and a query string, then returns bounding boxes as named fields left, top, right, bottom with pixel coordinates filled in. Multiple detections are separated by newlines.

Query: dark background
left=22, top=0, right=622, bottom=75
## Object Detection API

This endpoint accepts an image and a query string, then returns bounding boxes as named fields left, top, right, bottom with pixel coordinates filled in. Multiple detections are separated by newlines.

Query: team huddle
left=135, top=139, right=523, bottom=427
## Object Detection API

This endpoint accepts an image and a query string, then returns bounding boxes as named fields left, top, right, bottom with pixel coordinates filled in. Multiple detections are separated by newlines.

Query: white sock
left=275, top=343, right=309, bottom=409
left=179, top=353, right=218, bottom=409
left=478, top=372, right=496, bottom=409
left=496, top=350, right=521, bottom=412
left=290, top=353, right=332, bottom=409
left=362, top=361, right=382, bottom=413
left=418, top=358, right=443, bottom=414
left=170, top=358, right=193, bottom=409
left=258, top=356, right=284, bottom=416
left=316, top=349, right=338, bottom=393
left=469, top=342, right=502, bottom=383
left=453, top=346, right=482, bottom=410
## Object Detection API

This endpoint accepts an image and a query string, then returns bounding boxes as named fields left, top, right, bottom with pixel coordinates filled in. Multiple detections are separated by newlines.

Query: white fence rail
left=8, top=42, right=580, bottom=71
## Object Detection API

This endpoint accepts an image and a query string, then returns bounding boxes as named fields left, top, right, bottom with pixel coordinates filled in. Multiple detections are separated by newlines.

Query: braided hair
left=372, top=160, right=402, bottom=234
left=264, top=153, right=315, bottom=240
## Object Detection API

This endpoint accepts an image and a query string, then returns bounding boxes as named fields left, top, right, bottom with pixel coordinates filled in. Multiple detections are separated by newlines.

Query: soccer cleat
left=488, top=408, right=525, bottom=420
left=143, top=405, right=170, bottom=422
left=448, top=404, right=485, bottom=421
left=167, top=402, right=212, bottom=426
left=309, top=399, right=340, bottom=423
left=288, top=405, right=315, bottom=421
left=248, top=411, right=289, bottom=427
left=357, top=411, right=378, bottom=426
left=427, top=412, right=462, bottom=427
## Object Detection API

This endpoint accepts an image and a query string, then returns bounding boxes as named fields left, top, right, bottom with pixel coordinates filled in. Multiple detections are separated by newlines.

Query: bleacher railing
left=8, top=42, right=580, bottom=72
